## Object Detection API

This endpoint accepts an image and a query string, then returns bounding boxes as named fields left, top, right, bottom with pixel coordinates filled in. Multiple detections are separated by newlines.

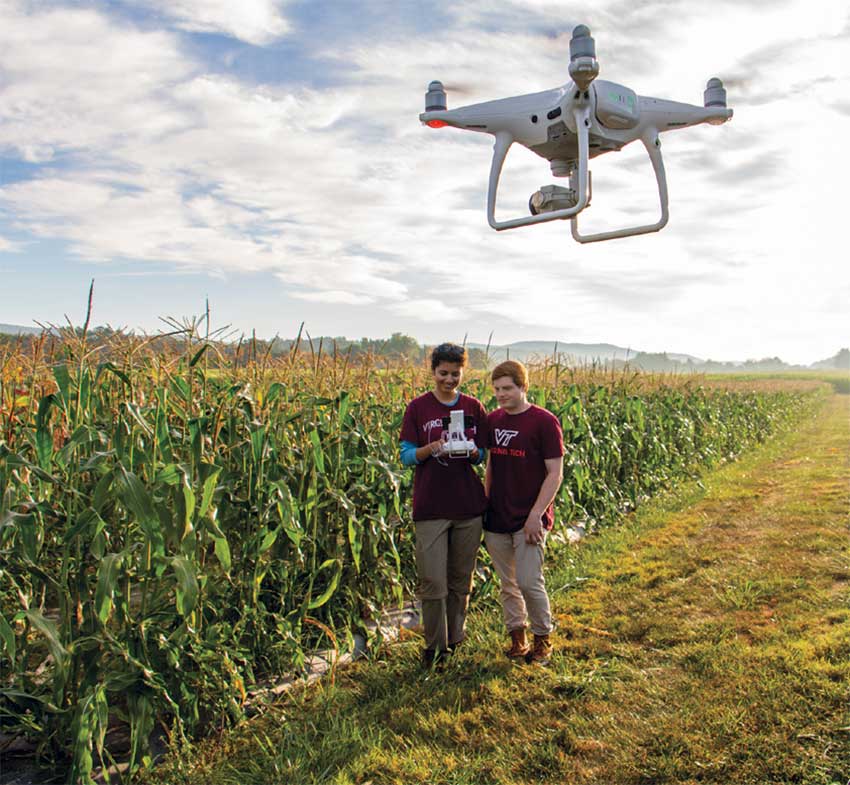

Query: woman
left=399, top=343, right=487, bottom=667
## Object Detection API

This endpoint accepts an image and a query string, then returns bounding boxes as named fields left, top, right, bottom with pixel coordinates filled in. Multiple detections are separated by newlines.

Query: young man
left=399, top=343, right=487, bottom=667
left=485, top=360, right=564, bottom=664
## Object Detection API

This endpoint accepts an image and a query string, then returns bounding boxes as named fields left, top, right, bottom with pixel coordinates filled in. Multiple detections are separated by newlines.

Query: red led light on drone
left=426, top=119, right=447, bottom=128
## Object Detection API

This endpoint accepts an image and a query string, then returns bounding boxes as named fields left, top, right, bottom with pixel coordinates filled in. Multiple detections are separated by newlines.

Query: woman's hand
left=429, top=438, right=447, bottom=457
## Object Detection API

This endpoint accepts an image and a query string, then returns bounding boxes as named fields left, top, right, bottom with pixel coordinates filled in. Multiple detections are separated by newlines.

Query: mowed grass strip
left=148, top=395, right=850, bottom=785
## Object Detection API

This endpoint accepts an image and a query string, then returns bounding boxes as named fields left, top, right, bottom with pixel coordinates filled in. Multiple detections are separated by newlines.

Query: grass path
left=151, top=394, right=850, bottom=785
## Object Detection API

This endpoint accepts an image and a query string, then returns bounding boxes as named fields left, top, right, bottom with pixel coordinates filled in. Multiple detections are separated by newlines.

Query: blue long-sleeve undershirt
left=400, top=440, right=420, bottom=466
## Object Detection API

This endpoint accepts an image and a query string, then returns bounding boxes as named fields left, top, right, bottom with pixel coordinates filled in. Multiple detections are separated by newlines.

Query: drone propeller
left=424, top=25, right=598, bottom=124
left=441, top=82, right=476, bottom=96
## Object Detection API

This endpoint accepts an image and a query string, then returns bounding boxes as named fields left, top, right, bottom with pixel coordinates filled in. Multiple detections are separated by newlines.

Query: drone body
left=419, top=25, right=733, bottom=242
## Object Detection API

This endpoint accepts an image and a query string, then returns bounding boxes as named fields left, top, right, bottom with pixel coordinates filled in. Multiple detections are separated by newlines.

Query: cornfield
left=0, top=327, right=815, bottom=783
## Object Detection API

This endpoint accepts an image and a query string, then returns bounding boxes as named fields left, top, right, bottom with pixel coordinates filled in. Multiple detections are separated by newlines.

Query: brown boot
left=528, top=633, right=553, bottom=665
left=505, top=628, right=531, bottom=659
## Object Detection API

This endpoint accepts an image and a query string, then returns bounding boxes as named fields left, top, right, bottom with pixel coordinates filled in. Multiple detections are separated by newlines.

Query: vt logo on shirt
left=493, top=428, right=519, bottom=447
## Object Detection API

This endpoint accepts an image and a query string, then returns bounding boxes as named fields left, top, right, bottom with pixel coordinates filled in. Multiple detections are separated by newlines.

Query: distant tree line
left=0, top=327, right=492, bottom=369
left=260, top=332, right=490, bottom=369
left=1, top=325, right=846, bottom=373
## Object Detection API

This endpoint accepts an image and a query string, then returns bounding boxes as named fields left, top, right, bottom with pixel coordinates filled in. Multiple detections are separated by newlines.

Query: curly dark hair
left=430, top=342, right=467, bottom=370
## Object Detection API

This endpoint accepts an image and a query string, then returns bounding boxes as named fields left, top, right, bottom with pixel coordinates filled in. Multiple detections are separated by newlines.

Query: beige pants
left=414, top=516, right=483, bottom=652
left=484, top=529, right=553, bottom=636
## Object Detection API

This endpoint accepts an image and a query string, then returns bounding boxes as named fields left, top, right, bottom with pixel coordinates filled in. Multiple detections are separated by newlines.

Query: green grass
left=146, top=394, right=850, bottom=785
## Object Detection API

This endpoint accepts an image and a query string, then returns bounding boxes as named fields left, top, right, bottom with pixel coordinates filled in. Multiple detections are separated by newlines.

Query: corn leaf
left=198, top=466, right=222, bottom=518
left=95, top=552, right=123, bottom=624
left=172, top=556, right=199, bottom=617
left=309, top=429, right=325, bottom=474
left=0, top=613, right=16, bottom=663
left=307, top=559, right=341, bottom=609
left=25, top=610, right=68, bottom=680
left=213, top=535, right=231, bottom=573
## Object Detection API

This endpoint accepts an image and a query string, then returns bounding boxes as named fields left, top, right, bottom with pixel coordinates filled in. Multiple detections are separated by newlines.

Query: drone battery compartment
left=594, top=81, right=640, bottom=129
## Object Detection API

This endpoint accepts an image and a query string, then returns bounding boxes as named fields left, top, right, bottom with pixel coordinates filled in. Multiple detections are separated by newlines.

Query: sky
left=0, top=0, right=848, bottom=364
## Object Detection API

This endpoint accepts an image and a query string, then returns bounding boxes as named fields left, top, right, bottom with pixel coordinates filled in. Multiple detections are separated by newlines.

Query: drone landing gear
left=570, top=130, right=669, bottom=243
left=489, top=119, right=670, bottom=242
left=487, top=104, right=592, bottom=231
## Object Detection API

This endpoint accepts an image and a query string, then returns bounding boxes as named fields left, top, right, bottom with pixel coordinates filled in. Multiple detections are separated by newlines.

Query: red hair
left=491, top=360, right=528, bottom=390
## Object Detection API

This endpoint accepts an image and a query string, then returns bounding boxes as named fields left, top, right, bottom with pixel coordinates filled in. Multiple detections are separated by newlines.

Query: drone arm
left=487, top=105, right=592, bottom=231
left=570, top=130, right=669, bottom=243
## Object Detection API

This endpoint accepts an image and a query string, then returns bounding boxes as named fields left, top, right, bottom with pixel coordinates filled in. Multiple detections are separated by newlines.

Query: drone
left=419, top=25, right=733, bottom=243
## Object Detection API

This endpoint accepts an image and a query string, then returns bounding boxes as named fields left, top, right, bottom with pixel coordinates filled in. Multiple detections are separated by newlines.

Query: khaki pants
left=414, top=516, right=483, bottom=652
left=484, top=529, right=553, bottom=637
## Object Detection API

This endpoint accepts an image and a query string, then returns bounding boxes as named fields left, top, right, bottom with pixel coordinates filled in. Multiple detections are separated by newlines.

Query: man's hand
left=523, top=511, right=545, bottom=544
left=469, top=445, right=480, bottom=461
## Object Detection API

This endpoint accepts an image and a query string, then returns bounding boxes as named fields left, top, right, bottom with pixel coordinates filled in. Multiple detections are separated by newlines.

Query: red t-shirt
left=486, top=404, right=564, bottom=534
left=400, top=392, right=488, bottom=522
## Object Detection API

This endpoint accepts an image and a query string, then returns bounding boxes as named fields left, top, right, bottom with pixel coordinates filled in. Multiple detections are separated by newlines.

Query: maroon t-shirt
left=400, top=392, right=488, bottom=522
left=486, top=404, right=564, bottom=534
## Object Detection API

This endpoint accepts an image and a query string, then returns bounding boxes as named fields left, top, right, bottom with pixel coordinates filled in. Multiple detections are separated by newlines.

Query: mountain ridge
left=466, top=340, right=703, bottom=364
left=0, top=323, right=42, bottom=336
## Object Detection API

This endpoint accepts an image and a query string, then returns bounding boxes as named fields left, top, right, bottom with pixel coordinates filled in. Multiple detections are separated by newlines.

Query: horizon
left=1, top=1, right=849, bottom=365
left=1, top=313, right=845, bottom=366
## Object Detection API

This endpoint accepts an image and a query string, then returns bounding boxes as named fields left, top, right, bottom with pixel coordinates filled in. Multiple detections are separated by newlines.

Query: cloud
left=96, top=267, right=201, bottom=278
left=721, top=23, right=850, bottom=109
left=290, top=289, right=376, bottom=305
left=702, top=149, right=785, bottom=187
left=0, top=235, right=19, bottom=252
left=0, top=6, right=195, bottom=161
left=275, top=254, right=407, bottom=302
left=569, top=264, right=730, bottom=311
left=0, top=2, right=411, bottom=298
left=390, top=298, right=464, bottom=321
left=136, top=0, right=292, bottom=45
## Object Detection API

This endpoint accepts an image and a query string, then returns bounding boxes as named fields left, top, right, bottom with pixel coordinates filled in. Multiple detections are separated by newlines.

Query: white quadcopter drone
left=419, top=24, right=733, bottom=243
